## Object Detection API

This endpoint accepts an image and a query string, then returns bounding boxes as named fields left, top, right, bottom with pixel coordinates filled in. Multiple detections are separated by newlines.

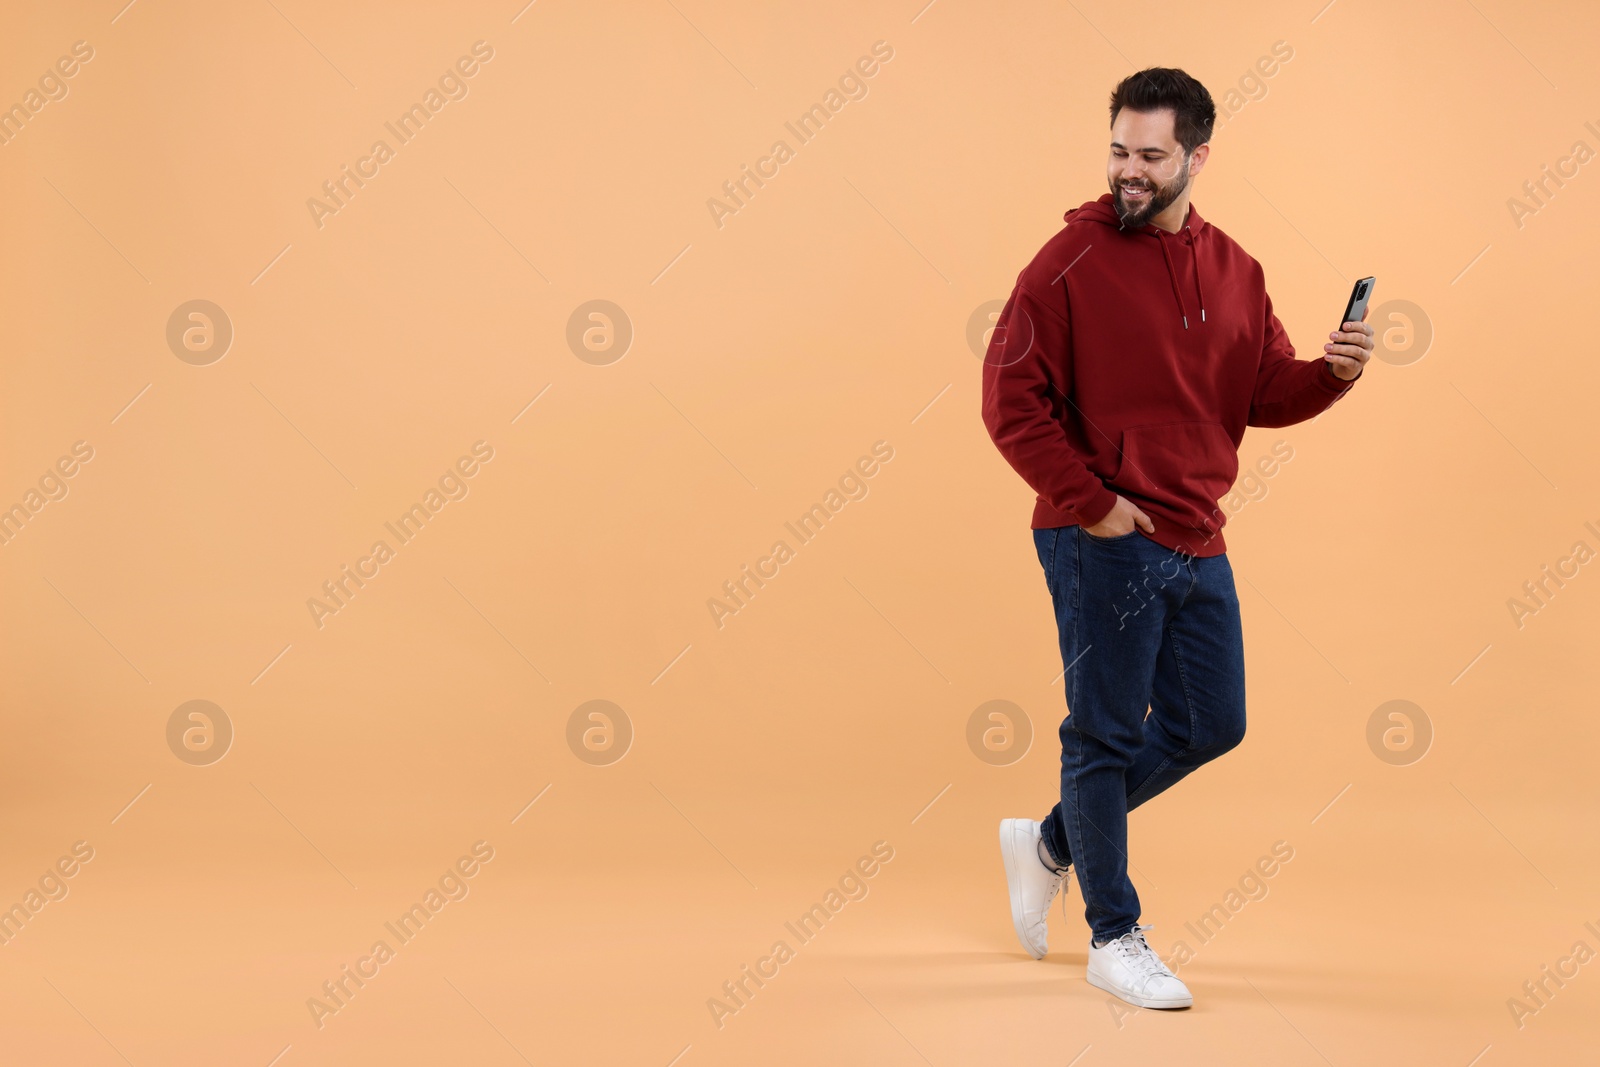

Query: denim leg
left=1033, top=526, right=1188, bottom=944
left=1125, top=551, right=1248, bottom=809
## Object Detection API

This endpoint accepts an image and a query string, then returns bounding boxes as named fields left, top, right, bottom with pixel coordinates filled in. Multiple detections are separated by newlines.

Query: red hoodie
left=981, top=193, right=1360, bottom=558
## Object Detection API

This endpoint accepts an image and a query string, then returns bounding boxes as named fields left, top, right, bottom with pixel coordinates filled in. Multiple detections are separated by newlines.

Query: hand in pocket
left=1084, top=495, right=1154, bottom=539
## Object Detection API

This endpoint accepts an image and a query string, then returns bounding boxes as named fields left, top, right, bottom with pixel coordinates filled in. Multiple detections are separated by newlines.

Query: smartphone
left=1340, top=276, right=1376, bottom=329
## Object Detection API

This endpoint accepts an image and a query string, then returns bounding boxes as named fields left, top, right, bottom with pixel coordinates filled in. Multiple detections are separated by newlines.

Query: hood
left=1066, top=193, right=1210, bottom=330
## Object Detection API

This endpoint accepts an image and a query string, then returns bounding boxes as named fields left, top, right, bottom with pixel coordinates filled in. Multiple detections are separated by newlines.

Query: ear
left=1187, top=143, right=1211, bottom=177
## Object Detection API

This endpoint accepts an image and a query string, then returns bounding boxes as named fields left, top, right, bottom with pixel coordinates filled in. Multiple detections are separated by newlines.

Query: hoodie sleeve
left=1247, top=290, right=1360, bottom=428
left=981, top=280, right=1120, bottom=527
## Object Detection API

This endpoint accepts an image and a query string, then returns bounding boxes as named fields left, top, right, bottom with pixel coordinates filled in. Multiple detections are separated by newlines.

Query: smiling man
left=981, top=67, right=1372, bottom=1009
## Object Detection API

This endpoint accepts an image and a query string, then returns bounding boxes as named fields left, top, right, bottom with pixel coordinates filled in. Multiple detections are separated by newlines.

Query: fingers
left=1324, top=353, right=1363, bottom=376
left=1133, top=506, right=1155, bottom=533
left=1323, top=343, right=1370, bottom=360
left=1326, top=321, right=1374, bottom=359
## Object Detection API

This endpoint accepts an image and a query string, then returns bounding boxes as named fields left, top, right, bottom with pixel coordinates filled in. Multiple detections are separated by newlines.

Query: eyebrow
left=1110, top=142, right=1170, bottom=154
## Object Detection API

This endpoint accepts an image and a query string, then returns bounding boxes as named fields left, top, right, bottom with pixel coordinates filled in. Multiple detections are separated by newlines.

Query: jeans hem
left=1090, top=920, right=1144, bottom=946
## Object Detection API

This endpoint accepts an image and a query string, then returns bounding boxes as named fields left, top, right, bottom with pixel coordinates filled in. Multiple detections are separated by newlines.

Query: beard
left=1111, top=157, right=1190, bottom=229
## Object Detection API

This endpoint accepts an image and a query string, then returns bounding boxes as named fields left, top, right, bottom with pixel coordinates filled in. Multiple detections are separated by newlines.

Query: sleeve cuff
left=1076, top=484, right=1119, bottom=528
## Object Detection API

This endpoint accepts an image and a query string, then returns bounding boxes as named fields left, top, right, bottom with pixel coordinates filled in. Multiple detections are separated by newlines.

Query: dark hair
left=1109, top=68, right=1215, bottom=155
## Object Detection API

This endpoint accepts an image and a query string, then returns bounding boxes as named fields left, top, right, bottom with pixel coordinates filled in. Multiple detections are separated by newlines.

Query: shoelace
left=1109, top=924, right=1174, bottom=981
left=1042, top=869, right=1065, bottom=915
left=1033, top=840, right=1069, bottom=912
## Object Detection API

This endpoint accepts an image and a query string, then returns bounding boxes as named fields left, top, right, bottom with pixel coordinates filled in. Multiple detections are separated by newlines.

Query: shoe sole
left=999, top=818, right=1046, bottom=960
left=1085, top=968, right=1193, bottom=1009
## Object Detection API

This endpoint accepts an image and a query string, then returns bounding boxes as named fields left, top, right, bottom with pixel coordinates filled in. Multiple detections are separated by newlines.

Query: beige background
left=2, top=0, right=1598, bottom=1063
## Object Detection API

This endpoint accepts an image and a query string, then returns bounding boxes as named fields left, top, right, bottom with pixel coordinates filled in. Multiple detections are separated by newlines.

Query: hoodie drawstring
left=1155, top=226, right=1207, bottom=330
left=1156, top=234, right=1188, bottom=330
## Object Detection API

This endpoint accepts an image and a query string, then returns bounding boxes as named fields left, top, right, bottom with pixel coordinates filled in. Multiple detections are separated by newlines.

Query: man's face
left=1106, top=107, right=1196, bottom=229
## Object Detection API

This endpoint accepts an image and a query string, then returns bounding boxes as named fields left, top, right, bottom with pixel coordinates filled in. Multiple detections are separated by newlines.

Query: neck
left=1149, top=197, right=1191, bottom=234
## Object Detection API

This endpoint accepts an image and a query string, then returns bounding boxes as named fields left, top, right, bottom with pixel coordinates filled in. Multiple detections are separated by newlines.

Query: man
left=980, top=67, right=1373, bottom=1010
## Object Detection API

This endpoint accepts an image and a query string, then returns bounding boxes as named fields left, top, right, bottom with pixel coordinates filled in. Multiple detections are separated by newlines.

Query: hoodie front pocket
left=1111, top=422, right=1238, bottom=530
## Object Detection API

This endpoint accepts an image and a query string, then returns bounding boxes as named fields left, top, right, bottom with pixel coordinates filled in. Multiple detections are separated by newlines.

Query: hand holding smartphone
left=1326, top=276, right=1375, bottom=377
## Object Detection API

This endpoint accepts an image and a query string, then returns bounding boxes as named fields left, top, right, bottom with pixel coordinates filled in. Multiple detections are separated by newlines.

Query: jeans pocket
left=1080, top=526, right=1140, bottom=545
left=1034, top=527, right=1061, bottom=598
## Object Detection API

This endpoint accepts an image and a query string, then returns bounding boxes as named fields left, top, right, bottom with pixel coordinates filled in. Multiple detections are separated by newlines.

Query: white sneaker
left=999, top=818, right=1069, bottom=959
left=1086, top=924, right=1192, bottom=1009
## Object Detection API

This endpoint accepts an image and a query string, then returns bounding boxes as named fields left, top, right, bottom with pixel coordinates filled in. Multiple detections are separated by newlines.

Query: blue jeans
left=1033, top=525, right=1247, bottom=944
